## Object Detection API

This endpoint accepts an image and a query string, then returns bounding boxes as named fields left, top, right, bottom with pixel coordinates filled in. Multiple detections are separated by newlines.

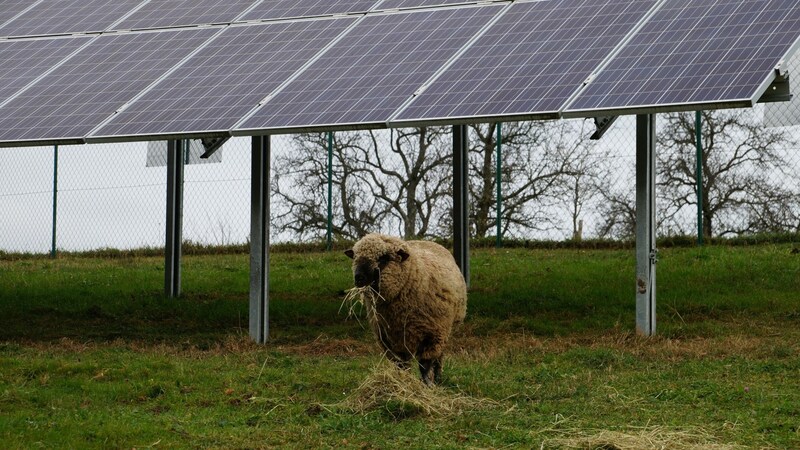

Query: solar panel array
left=565, top=0, right=800, bottom=116
left=94, top=19, right=358, bottom=140
left=0, top=0, right=797, bottom=147
left=393, top=0, right=658, bottom=124
left=0, top=28, right=216, bottom=145
left=238, top=5, right=503, bottom=133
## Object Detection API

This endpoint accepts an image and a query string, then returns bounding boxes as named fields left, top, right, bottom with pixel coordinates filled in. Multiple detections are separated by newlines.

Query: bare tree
left=468, top=120, right=584, bottom=239
left=594, top=148, right=637, bottom=240
left=555, top=120, right=604, bottom=240
left=657, top=109, right=796, bottom=238
left=273, top=132, right=383, bottom=241
left=741, top=187, right=800, bottom=234
left=273, top=128, right=453, bottom=241
left=355, top=127, right=452, bottom=239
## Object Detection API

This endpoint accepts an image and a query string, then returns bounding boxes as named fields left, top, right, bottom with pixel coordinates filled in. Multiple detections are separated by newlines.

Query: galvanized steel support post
left=495, top=123, right=502, bottom=248
left=165, top=140, right=185, bottom=298
left=326, top=131, right=334, bottom=251
left=635, top=115, right=657, bottom=336
left=250, top=135, right=271, bottom=343
left=453, top=124, right=470, bottom=287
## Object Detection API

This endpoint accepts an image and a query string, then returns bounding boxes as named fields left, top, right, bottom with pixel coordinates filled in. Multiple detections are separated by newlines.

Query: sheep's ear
left=397, top=249, right=409, bottom=262
left=344, top=249, right=355, bottom=259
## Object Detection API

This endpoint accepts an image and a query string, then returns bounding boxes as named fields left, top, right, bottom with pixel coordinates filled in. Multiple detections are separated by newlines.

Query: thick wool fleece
left=348, top=234, right=467, bottom=374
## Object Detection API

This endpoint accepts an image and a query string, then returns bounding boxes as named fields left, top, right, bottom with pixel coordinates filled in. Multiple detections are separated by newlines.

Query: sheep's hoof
left=433, top=361, right=443, bottom=385
left=418, top=359, right=436, bottom=386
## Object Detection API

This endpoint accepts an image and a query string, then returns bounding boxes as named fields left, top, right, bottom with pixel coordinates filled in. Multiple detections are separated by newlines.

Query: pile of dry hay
left=541, top=426, right=745, bottom=450
left=330, top=359, right=497, bottom=419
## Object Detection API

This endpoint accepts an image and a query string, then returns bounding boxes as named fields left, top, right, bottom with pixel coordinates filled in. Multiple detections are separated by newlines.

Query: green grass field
left=1, top=244, right=798, bottom=448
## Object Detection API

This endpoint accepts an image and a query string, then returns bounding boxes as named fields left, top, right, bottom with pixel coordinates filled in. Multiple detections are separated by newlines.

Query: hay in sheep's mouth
left=341, top=286, right=387, bottom=331
left=329, top=359, right=498, bottom=419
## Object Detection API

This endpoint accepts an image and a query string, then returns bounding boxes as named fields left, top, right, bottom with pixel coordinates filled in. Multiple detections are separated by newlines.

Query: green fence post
left=695, top=111, right=703, bottom=246
left=51, top=145, right=58, bottom=258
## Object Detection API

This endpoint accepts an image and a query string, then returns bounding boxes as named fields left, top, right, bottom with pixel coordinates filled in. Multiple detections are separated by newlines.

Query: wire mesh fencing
left=1, top=105, right=799, bottom=254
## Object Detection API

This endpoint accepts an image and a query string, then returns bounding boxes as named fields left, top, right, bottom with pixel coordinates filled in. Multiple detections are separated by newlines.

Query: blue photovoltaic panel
left=393, top=0, right=657, bottom=124
left=0, top=28, right=217, bottom=146
left=0, top=36, right=89, bottom=103
left=115, top=0, right=257, bottom=30
left=0, top=0, right=143, bottom=37
left=0, top=0, right=36, bottom=28
left=240, top=0, right=378, bottom=21
left=238, top=5, right=503, bottom=132
left=92, top=18, right=357, bottom=139
left=377, top=0, right=472, bottom=10
left=566, top=0, right=800, bottom=115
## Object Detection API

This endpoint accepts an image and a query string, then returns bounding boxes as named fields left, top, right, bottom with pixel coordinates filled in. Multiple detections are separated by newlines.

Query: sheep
left=345, top=233, right=467, bottom=385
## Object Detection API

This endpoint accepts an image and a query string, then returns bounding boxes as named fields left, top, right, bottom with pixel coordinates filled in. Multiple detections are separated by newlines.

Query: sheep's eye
left=378, top=254, right=392, bottom=266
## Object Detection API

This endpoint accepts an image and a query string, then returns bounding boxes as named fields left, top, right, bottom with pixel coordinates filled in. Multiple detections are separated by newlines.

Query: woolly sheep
left=345, top=233, right=467, bottom=385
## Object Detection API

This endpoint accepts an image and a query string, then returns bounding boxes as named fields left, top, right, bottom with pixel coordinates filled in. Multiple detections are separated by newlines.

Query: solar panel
left=91, top=18, right=357, bottom=140
left=0, top=28, right=217, bottom=146
left=239, top=0, right=378, bottom=21
left=237, top=5, right=503, bottom=133
left=0, top=0, right=37, bottom=29
left=0, top=36, right=89, bottom=103
left=0, top=0, right=143, bottom=37
left=392, top=0, right=658, bottom=125
left=115, top=0, right=257, bottom=30
left=565, top=0, right=800, bottom=116
left=376, top=0, right=474, bottom=10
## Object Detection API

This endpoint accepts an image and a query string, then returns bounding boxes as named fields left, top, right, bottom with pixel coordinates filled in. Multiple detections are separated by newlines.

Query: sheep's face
left=345, top=234, right=409, bottom=290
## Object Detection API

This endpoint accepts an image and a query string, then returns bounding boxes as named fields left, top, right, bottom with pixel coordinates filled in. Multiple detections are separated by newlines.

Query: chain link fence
left=2, top=102, right=799, bottom=254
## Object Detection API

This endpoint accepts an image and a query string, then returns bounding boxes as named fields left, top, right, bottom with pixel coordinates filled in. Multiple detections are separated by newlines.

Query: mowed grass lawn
left=0, top=244, right=798, bottom=448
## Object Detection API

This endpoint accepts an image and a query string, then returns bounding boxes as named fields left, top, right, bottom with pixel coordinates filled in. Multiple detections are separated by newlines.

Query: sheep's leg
left=383, top=349, right=412, bottom=370
left=418, top=358, right=435, bottom=385
left=432, top=358, right=442, bottom=385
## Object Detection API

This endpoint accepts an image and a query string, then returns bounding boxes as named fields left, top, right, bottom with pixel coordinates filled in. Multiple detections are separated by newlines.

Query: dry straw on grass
left=542, top=426, right=745, bottom=450
left=330, top=359, right=498, bottom=419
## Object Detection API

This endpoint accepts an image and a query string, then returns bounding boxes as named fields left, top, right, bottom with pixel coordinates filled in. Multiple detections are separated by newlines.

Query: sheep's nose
left=354, top=272, right=369, bottom=287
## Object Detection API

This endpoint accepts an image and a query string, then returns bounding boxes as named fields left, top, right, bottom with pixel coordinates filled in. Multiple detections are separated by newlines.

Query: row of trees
left=271, top=109, right=800, bottom=242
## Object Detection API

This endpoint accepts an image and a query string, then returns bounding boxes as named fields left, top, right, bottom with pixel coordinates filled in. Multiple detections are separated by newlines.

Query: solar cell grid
left=566, top=0, right=800, bottom=115
left=0, top=0, right=38, bottom=30
left=0, top=0, right=143, bottom=37
left=92, top=18, right=357, bottom=139
left=0, top=37, right=89, bottom=103
left=376, top=0, right=473, bottom=10
left=0, top=28, right=217, bottom=145
left=393, top=0, right=657, bottom=124
left=115, top=0, right=257, bottom=30
left=240, top=0, right=378, bottom=21
left=238, top=5, right=503, bottom=132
